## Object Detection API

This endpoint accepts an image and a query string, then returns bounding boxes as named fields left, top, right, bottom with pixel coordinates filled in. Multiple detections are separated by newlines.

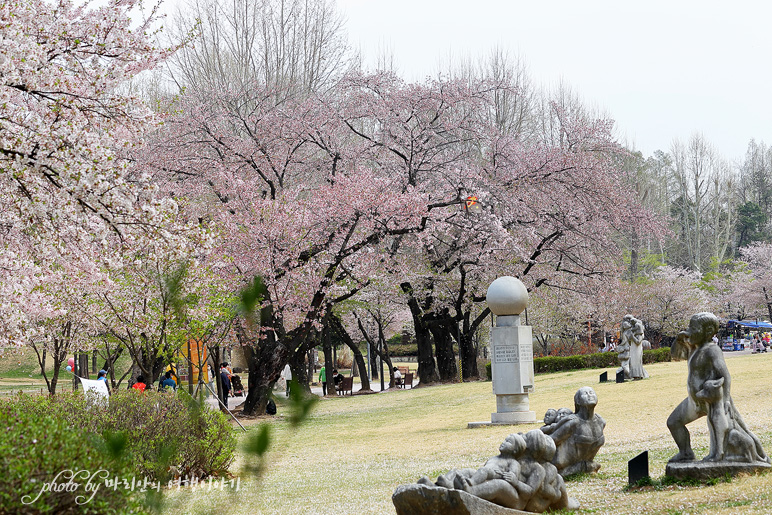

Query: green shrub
left=485, top=347, right=672, bottom=377
left=643, top=347, right=672, bottom=364
left=388, top=343, right=418, bottom=357
left=0, top=397, right=140, bottom=514
left=102, top=390, right=235, bottom=480
left=7, top=390, right=236, bottom=481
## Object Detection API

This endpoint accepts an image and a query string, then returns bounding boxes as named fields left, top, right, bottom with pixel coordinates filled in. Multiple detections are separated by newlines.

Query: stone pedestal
left=393, top=484, right=533, bottom=515
left=490, top=315, right=536, bottom=423
left=469, top=276, right=536, bottom=427
left=665, top=460, right=771, bottom=480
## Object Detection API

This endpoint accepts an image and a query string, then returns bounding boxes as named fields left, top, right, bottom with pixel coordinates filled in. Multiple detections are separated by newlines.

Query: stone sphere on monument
left=486, top=276, right=529, bottom=316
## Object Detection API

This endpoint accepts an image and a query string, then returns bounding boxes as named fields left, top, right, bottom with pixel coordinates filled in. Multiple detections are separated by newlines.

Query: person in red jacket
left=131, top=375, right=147, bottom=392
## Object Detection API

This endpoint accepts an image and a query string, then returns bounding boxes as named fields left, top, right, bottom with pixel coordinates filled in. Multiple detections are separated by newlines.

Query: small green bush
left=485, top=347, right=671, bottom=378
left=0, top=397, right=140, bottom=514
left=101, top=390, right=235, bottom=480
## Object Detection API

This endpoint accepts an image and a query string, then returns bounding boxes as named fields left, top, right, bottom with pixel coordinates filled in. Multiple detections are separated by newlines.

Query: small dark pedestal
left=615, top=370, right=625, bottom=383
left=628, top=451, right=649, bottom=485
left=599, top=371, right=608, bottom=383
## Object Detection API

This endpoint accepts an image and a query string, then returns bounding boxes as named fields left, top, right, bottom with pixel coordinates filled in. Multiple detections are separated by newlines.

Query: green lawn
left=164, top=352, right=772, bottom=515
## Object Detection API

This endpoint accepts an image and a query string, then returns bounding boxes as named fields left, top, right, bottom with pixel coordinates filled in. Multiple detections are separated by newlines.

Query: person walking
left=318, top=365, right=327, bottom=396
left=282, top=363, right=292, bottom=397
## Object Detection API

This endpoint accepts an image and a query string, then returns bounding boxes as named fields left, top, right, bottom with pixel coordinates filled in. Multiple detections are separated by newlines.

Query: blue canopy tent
left=726, top=319, right=772, bottom=330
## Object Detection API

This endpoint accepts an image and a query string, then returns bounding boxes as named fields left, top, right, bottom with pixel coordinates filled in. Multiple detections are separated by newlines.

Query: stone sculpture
left=616, top=317, right=631, bottom=379
left=400, top=429, right=577, bottom=514
left=540, top=386, right=606, bottom=476
left=619, top=314, right=648, bottom=380
left=666, top=312, right=771, bottom=479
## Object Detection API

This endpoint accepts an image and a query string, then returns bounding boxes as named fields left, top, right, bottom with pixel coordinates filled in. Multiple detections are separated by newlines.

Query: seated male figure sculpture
left=667, top=312, right=769, bottom=464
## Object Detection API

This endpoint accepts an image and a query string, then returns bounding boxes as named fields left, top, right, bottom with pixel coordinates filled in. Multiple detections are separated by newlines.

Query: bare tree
left=167, top=0, right=350, bottom=97
left=670, top=134, right=721, bottom=272
left=441, top=47, right=537, bottom=141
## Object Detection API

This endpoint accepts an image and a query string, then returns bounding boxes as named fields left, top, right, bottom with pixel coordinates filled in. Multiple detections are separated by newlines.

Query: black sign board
left=628, top=451, right=649, bottom=485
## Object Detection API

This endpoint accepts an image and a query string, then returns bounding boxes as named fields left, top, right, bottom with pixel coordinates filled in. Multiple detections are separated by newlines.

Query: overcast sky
left=337, top=0, right=771, bottom=162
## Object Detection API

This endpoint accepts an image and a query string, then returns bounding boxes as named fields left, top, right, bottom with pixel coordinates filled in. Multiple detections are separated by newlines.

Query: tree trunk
left=330, top=313, right=370, bottom=390
left=630, top=230, right=639, bottom=281
left=459, top=328, right=479, bottom=381
left=241, top=327, right=288, bottom=416
left=72, top=352, right=79, bottom=391
left=79, top=352, right=90, bottom=380
left=289, top=343, right=310, bottom=394
left=31, top=343, right=51, bottom=394
left=764, top=287, right=772, bottom=323
left=459, top=308, right=489, bottom=380
left=401, top=282, right=439, bottom=385
left=369, top=338, right=394, bottom=388
left=429, top=320, right=457, bottom=382
left=50, top=364, right=61, bottom=395
left=322, top=322, right=335, bottom=396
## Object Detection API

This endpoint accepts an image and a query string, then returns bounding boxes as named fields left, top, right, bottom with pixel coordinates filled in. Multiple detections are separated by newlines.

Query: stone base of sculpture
left=393, top=484, right=534, bottom=515
left=665, top=460, right=771, bottom=480
left=491, top=410, right=537, bottom=424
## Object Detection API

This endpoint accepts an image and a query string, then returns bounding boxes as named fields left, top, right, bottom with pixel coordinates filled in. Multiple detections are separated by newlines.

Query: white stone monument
left=470, top=276, right=536, bottom=427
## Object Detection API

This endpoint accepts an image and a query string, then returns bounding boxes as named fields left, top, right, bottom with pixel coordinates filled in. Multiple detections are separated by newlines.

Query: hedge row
left=485, top=347, right=672, bottom=379
left=388, top=343, right=420, bottom=357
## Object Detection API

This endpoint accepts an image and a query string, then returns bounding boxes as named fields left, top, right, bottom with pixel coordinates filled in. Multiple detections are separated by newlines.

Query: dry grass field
left=167, top=353, right=772, bottom=514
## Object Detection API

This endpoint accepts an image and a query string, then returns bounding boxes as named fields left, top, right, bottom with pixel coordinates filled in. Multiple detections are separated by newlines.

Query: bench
left=336, top=376, right=354, bottom=396
left=394, top=366, right=410, bottom=388
left=399, top=372, right=413, bottom=389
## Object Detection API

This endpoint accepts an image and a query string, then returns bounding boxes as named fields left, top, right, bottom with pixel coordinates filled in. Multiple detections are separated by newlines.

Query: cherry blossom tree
left=148, top=72, right=490, bottom=412
left=27, top=261, right=107, bottom=394
left=0, top=0, right=186, bottom=346
left=149, top=69, right=665, bottom=413
left=729, top=243, right=772, bottom=321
